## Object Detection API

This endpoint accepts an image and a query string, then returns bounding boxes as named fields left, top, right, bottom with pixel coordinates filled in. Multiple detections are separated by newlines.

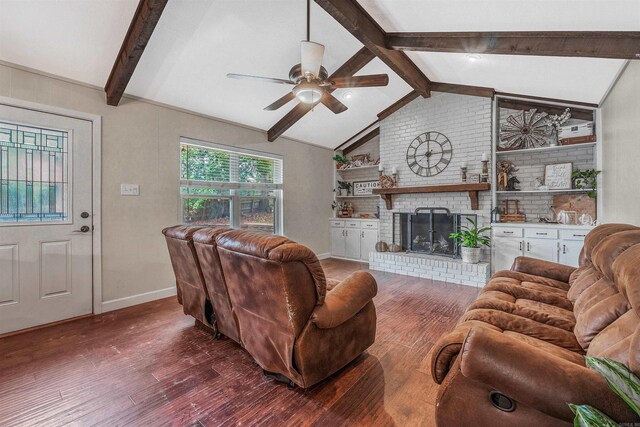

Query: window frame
left=178, top=137, right=283, bottom=235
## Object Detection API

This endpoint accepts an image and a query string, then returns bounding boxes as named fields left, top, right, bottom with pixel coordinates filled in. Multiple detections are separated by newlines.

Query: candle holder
left=461, top=166, right=468, bottom=183
left=481, top=160, right=489, bottom=183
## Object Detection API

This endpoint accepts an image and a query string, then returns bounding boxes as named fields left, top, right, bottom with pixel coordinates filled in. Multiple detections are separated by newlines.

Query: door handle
left=563, top=244, right=567, bottom=254
left=519, top=241, right=523, bottom=251
left=73, top=225, right=91, bottom=233
left=361, top=231, right=364, bottom=238
left=527, top=242, right=530, bottom=251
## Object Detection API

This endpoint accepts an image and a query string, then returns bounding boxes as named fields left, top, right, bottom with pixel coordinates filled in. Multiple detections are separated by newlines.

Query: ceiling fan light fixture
left=300, top=41, right=325, bottom=78
left=293, top=81, right=323, bottom=104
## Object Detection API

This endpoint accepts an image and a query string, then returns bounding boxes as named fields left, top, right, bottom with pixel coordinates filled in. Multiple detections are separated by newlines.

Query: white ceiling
left=0, top=0, right=636, bottom=148
left=360, top=0, right=636, bottom=103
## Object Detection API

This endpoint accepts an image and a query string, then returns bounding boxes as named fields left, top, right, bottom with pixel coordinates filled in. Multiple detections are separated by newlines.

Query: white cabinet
left=559, top=240, right=583, bottom=267
left=525, top=239, right=558, bottom=263
left=330, top=220, right=379, bottom=262
left=492, top=225, right=591, bottom=273
left=360, top=229, right=378, bottom=260
left=331, top=227, right=346, bottom=257
left=344, top=228, right=361, bottom=259
left=492, top=237, right=523, bottom=272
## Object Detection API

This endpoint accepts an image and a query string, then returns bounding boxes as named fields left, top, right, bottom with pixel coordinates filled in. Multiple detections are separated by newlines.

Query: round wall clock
left=406, top=131, right=453, bottom=177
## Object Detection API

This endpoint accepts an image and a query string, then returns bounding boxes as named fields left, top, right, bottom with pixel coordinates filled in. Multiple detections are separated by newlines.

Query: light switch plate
left=120, top=183, right=140, bottom=196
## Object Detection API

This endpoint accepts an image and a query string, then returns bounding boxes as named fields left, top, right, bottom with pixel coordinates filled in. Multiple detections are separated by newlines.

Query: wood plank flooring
left=0, top=258, right=479, bottom=426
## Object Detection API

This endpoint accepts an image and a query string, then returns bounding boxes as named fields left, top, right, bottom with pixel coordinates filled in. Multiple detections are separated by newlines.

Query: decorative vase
left=461, top=246, right=481, bottom=264
left=375, top=241, right=388, bottom=252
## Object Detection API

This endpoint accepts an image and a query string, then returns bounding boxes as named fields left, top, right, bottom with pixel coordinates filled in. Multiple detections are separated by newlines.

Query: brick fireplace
left=368, top=92, right=493, bottom=288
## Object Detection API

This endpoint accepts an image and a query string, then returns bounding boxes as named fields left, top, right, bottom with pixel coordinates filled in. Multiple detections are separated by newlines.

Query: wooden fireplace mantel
left=372, top=183, right=491, bottom=210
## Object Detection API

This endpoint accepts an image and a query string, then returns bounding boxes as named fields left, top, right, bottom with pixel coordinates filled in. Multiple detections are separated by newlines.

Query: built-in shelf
left=496, top=189, right=593, bottom=195
left=336, top=165, right=379, bottom=172
left=335, top=195, right=379, bottom=198
left=373, top=183, right=490, bottom=210
left=495, top=142, right=596, bottom=156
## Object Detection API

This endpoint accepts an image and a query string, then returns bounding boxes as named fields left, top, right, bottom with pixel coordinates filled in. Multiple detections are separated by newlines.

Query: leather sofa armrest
left=511, top=256, right=576, bottom=283
left=310, top=271, right=377, bottom=329
left=459, top=327, right=637, bottom=423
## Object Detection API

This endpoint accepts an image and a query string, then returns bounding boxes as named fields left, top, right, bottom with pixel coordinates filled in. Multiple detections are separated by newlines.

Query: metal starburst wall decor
left=499, top=109, right=551, bottom=151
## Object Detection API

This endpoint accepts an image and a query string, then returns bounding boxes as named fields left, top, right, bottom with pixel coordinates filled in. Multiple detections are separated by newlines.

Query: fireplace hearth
left=394, top=208, right=477, bottom=258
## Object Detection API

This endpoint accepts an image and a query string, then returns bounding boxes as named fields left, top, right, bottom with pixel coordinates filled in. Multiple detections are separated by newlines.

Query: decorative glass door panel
left=0, top=121, right=69, bottom=224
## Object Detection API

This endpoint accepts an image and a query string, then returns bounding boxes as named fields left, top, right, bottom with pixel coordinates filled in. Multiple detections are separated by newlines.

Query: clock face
left=406, top=132, right=453, bottom=177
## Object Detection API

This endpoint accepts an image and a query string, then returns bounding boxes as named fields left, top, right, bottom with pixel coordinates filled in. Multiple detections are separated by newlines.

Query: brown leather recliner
left=162, top=225, right=215, bottom=332
left=192, top=227, right=241, bottom=344
left=430, top=224, right=640, bottom=426
left=214, top=229, right=377, bottom=388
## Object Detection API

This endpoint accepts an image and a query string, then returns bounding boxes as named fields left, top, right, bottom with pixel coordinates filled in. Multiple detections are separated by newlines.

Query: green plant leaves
left=449, top=218, right=491, bottom=248
left=586, top=357, right=640, bottom=417
left=568, top=404, right=619, bottom=427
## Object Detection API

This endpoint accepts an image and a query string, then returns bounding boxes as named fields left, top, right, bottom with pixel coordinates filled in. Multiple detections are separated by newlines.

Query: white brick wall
left=369, top=252, right=490, bottom=288
left=378, top=92, right=493, bottom=261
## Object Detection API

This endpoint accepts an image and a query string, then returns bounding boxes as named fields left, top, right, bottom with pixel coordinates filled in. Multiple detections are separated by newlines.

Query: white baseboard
left=316, top=252, right=331, bottom=260
left=101, top=286, right=177, bottom=313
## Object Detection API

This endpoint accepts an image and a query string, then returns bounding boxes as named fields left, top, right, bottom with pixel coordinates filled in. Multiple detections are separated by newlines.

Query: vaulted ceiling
left=0, top=0, right=636, bottom=148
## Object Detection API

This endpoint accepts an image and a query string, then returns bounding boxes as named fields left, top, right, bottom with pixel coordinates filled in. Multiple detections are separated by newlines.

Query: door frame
left=0, top=96, right=103, bottom=314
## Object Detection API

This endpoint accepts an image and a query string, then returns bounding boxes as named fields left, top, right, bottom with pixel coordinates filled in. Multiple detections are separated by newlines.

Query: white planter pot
left=461, top=246, right=481, bottom=264
left=339, top=188, right=348, bottom=196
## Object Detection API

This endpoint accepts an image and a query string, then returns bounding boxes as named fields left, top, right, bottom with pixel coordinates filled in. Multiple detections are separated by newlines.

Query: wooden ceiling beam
left=386, top=32, right=640, bottom=59
left=343, top=127, right=380, bottom=155
left=267, top=47, right=375, bottom=142
left=431, top=82, right=495, bottom=98
left=377, top=91, right=419, bottom=121
left=104, top=0, right=168, bottom=106
left=314, top=0, right=431, bottom=97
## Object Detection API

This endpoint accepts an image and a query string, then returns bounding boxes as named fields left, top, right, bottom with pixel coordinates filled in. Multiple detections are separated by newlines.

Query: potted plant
left=332, top=154, right=349, bottom=170
left=337, top=180, right=352, bottom=196
left=572, top=169, right=601, bottom=199
left=569, top=356, right=640, bottom=426
left=449, top=218, right=490, bottom=264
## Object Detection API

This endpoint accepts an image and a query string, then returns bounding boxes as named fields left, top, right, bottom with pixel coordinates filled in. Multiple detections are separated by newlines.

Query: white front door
left=0, top=104, right=93, bottom=334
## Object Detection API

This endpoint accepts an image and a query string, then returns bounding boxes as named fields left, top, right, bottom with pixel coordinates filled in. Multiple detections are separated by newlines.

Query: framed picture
left=353, top=180, right=380, bottom=196
left=544, top=163, right=573, bottom=190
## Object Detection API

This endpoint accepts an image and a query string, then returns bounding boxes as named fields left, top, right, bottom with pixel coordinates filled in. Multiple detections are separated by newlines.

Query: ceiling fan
left=226, top=0, right=389, bottom=114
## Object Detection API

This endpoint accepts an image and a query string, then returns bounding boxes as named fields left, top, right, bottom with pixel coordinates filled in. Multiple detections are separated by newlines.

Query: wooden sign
left=353, top=180, right=380, bottom=195
left=545, top=163, right=573, bottom=190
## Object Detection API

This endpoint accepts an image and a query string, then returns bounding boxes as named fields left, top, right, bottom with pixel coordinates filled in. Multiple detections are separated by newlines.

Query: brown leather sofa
left=430, top=224, right=640, bottom=426
left=164, top=226, right=378, bottom=388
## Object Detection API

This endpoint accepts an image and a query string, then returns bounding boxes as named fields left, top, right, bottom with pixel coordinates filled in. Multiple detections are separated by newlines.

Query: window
left=0, top=120, right=69, bottom=224
left=180, top=138, right=283, bottom=234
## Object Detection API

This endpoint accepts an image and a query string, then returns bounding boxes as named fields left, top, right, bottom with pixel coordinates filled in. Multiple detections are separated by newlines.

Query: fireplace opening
left=393, top=208, right=477, bottom=258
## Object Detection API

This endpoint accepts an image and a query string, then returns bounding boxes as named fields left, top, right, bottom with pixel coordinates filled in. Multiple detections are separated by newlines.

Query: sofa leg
left=263, top=370, right=296, bottom=389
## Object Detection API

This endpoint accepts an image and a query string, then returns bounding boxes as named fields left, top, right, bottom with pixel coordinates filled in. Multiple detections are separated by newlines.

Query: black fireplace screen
left=393, top=208, right=477, bottom=258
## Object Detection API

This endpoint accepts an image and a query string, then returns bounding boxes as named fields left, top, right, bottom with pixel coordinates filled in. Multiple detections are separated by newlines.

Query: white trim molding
left=101, top=287, right=177, bottom=313
left=316, top=252, right=331, bottom=260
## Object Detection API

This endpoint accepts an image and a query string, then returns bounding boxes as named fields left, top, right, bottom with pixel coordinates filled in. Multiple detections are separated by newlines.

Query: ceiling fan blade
left=321, top=93, right=348, bottom=114
left=264, top=92, right=296, bottom=111
left=301, top=41, right=325, bottom=78
left=227, top=73, right=293, bottom=85
left=327, top=74, right=389, bottom=88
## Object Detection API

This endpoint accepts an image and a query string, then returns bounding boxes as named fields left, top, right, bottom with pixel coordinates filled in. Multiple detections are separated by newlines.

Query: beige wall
left=601, top=61, right=640, bottom=225
left=0, top=63, right=334, bottom=302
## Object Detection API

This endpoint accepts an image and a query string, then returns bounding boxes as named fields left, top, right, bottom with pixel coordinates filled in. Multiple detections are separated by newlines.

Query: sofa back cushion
left=587, top=244, right=640, bottom=376
left=192, top=226, right=240, bottom=343
left=572, top=231, right=640, bottom=351
left=215, top=230, right=321, bottom=382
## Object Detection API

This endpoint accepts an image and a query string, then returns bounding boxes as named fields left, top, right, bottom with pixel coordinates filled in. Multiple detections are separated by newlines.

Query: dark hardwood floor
left=0, top=258, right=479, bottom=426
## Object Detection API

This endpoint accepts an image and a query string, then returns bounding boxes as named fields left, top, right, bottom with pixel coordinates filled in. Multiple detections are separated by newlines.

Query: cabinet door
left=360, top=229, right=378, bottom=261
left=559, top=240, right=583, bottom=267
left=525, top=239, right=558, bottom=263
left=331, top=227, right=345, bottom=257
left=492, top=237, right=523, bottom=273
left=344, top=228, right=361, bottom=259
